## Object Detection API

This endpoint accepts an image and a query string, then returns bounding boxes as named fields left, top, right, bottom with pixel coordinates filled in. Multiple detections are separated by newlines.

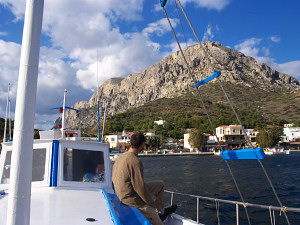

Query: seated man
left=112, top=133, right=176, bottom=225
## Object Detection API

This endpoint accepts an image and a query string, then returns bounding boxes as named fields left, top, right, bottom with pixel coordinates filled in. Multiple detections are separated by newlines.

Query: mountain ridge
left=58, top=41, right=299, bottom=130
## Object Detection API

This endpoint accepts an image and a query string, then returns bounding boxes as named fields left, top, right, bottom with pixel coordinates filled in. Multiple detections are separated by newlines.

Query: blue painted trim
left=160, top=0, right=168, bottom=7
left=194, top=70, right=221, bottom=88
left=51, top=106, right=78, bottom=111
left=221, top=148, right=266, bottom=162
left=0, top=190, right=5, bottom=199
left=50, top=140, right=59, bottom=187
left=102, top=189, right=151, bottom=225
left=98, top=103, right=100, bottom=142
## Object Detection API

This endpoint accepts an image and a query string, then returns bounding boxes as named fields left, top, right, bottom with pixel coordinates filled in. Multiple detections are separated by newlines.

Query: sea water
left=141, top=152, right=300, bottom=224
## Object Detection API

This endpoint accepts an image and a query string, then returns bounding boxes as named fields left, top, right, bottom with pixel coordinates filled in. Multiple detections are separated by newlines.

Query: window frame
left=57, top=140, right=112, bottom=189
left=0, top=141, right=52, bottom=189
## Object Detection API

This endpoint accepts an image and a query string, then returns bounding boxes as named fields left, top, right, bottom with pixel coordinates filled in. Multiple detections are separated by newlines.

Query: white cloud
left=270, top=35, right=280, bottom=43
left=272, top=61, right=300, bottom=80
left=167, top=38, right=197, bottom=55
left=202, top=24, right=220, bottom=42
left=235, top=38, right=300, bottom=81
left=0, top=1, right=168, bottom=129
left=180, top=0, right=231, bottom=11
left=142, top=18, right=178, bottom=37
left=234, top=38, right=262, bottom=59
left=0, top=31, right=8, bottom=36
left=0, top=0, right=25, bottom=20
left=0, top=40, right=20, bottom=118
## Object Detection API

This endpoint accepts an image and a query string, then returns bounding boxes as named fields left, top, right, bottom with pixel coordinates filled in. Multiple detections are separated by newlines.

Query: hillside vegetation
left=85, top=82, right=300, bottom=140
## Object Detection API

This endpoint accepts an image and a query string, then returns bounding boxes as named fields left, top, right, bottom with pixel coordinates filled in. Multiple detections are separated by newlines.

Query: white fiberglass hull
left=0, top=188, right=114, bottom=225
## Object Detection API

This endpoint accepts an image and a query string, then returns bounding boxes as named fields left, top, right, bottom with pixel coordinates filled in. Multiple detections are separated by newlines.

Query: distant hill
left=58, top=41, right=300, bottom=131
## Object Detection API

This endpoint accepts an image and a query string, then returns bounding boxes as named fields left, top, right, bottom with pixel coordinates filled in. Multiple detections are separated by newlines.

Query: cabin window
left=1, top=151, right=12, bottom=184
left=63, top=148, right=105, bottom=183
left=32, top=148, right=47, bottom=181
left=0, top=148, right=46, bottom=184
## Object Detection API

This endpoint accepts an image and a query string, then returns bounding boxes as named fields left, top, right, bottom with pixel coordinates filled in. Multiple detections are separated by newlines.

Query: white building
left=184, top=133, right=193, bottom=151
left=105, top=130, right=133, bottom=150
left=216, top=125, right=244, bottom=140
left=105, top=135, right=119, bottom=148
left=207, top=134, right=217, bottom=144
left=145, top=132, right=155, bottom=138
left=216, top=125, right=246, bottom=148
left=283, top=126, right=300, bottom=142
left=154, top=120, right=165, bottom=126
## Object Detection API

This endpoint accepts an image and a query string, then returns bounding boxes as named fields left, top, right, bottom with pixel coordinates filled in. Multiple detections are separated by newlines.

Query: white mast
left=3, top=84, right=10, bottom=142
left=8, top=84, right=12, bottom=140
left=6, top=1, right=44, bottom=225
left=61, top=89, right=67, bottom=138
left=101, top=100, right=108, bottom=141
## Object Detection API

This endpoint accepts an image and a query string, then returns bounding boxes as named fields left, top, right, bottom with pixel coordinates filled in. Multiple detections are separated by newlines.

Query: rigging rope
left=215, top=200, right=220, bottom=225
left=174, top=0, right=187, bottom=48
left=161, top=0, right=290, bottom=224
left=161, top=4, right=252, bottom=224
left=173, top=2, right=290, bottom=224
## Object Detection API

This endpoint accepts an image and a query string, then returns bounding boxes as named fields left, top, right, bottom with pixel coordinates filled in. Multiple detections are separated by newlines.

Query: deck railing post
left=197, top=197, right=199, bottom=224
left=236, top=203, right=239, bottom=225
left=164, top=189, right=300, bottom=224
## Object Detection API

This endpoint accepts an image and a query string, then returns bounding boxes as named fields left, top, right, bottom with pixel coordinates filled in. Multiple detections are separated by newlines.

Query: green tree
left=188, top=130, right=206, bottom=151
left=293, top=120, right=300, bottom=127
left=256, top=127, right=282, bottom=148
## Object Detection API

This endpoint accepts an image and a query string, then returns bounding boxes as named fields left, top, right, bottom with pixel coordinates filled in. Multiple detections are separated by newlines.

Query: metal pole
left=61, top=89, right=67, bottom=138
left=3, top=84, right=9, bottom=142
left=236, top=203, right=239, bottom=225
left=101, top=100, right=107, bottom=141
left=197, top=197, right=199, bottom=224
left=6, top=0, right=44, bottom=225
left=8, top=83, right=12, bottom=140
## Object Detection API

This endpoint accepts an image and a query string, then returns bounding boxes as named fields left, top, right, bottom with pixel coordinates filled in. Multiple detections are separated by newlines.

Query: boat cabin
left=0, top=131, right=151, bottom=225
left=0, top=137, right=112, bottom=189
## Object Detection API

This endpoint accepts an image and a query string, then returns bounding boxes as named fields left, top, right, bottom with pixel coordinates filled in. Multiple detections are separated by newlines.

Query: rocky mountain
left=59, top=41, right=299, bottom=130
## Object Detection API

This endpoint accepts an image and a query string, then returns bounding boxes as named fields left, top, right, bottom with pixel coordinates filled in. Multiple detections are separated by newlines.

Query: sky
left=0, top=0, right=299, bottom=130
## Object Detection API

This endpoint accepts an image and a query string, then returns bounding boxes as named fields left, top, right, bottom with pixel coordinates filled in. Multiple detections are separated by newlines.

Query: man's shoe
left=159, top=204, right=177, bottom=221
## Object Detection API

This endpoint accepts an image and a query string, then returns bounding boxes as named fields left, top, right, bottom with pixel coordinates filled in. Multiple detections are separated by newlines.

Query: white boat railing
left=165, top=190, right=300, bottom=224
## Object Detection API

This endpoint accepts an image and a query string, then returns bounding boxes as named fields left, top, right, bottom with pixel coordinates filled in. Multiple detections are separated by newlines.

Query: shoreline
left=111, top=151, right=215, bottom=157
left=111, top=149, right=300, bottom=157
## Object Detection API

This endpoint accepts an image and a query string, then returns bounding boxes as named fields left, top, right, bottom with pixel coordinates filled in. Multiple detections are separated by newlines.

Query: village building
left=105, top=131, right=132, bottom=151
left=216, top=125, right=246, bottom=149
left=283, top=126, right=300, bottom=142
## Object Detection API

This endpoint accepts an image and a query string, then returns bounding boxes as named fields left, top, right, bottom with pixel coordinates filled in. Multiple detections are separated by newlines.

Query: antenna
left=101, top=100, right=108, bottom=142
left=8, top=83, right=11, bottom=140
left=61, top=89, right=67, bottom=138
left=3, top=83, right=10, bottom=142
left=96, top=49, right=101, bottom=142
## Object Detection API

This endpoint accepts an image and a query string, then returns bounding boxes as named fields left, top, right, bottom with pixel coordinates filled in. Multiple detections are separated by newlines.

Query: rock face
left=61, top=41, right=299, bottom=130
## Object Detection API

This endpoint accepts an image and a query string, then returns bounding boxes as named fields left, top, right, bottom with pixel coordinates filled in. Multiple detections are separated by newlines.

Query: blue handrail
left=194, top=70, right=221, bottom=88
left=221, top=148, right=266, bottom=162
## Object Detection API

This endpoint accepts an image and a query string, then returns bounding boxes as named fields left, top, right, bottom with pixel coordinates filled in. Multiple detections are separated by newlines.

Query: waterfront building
left=105, top=131, right=132, bottom=150
left=283, top=126, right=300, bottom=142
left=216, top=125, right=246, bottom=149
left=183, top=133, right=193, bottom=151
left=244, top=129, right=259, bottom=147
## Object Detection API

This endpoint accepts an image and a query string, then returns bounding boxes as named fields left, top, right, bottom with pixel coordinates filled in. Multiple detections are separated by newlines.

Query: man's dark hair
left=130, top=133, right=145, bottom=148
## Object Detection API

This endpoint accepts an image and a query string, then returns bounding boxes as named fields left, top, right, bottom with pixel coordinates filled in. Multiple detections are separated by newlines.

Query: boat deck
left=0, top=188, right=114, bottom=225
